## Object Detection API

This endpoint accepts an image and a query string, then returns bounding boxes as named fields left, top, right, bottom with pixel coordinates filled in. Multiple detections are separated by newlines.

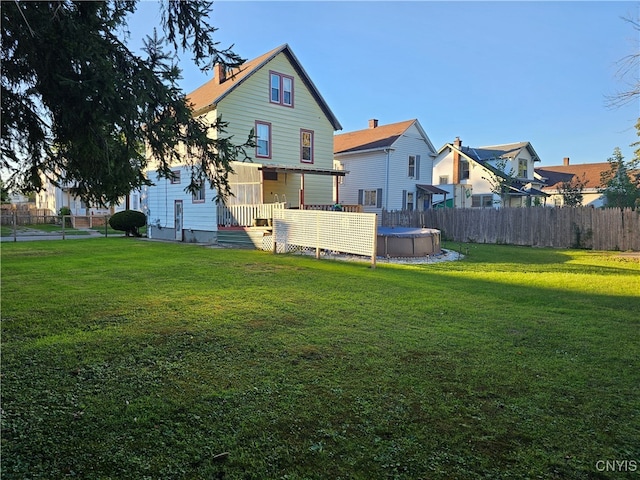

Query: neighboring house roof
left=436, top=140, right=540, bottom=183
left=462, top=142, right=541, bottom=164
left=535, top=162, right=609, bottom=191
left=334, top=119, right=435, bottom=155
left=186, top=44, right=342, bottom=131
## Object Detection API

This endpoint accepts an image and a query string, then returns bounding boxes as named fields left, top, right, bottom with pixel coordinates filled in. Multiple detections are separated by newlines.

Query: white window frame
left=408, top=155, right=416, bottom=178
left=192, top=180, right=205, bottom=203
left=269, top=71, right=294, bottom=107
left=363, top=190, right=378, bottom=206
left=518, top=158, right=528, bottom=178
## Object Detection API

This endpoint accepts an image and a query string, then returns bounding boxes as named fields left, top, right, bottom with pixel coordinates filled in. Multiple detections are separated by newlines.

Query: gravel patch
left=295, top=248, right=464, bottom=265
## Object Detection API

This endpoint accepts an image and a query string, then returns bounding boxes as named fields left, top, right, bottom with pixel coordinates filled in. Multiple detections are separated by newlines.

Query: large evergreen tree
left=599, top=147, right=640, bottom=209
left=1, top=0, right=254, bottom=206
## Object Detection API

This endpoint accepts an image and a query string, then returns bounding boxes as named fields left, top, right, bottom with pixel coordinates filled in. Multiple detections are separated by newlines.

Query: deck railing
left=303, top=204, right=363, bottom=213
left=217, top=203, right=286, bottom=227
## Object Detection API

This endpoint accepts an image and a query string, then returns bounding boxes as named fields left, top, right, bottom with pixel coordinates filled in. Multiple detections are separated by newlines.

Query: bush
left=59, top=206, right=72, bottom=227
left=109, top=210, right=146, bottom=237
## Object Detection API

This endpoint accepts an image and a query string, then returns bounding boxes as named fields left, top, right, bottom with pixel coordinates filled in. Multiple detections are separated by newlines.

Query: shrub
left=109, top=210, right=146, bottom=237
left=59, top=206, right=72, bottom=227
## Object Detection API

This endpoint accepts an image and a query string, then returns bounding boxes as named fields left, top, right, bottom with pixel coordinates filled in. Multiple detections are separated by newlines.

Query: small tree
left=559, top=173, right=587, bottom=207
left=599, top=147, right=640, bottom=209
left=109, top=210, right=146, bottom=237
left=482, top=158, right=518, bottom=207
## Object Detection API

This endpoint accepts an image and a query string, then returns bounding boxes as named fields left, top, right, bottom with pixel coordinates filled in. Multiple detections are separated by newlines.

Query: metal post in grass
left=371, top=217, right=377, bottom=268
left=62, top=215, right=66, bottom=240
left=105, top=215, right=109, bottom=237
left=12, top=211, right=17, bottom=242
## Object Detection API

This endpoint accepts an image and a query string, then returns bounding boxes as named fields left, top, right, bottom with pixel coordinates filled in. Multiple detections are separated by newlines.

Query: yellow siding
left=215, top=52, right=335, bottom=206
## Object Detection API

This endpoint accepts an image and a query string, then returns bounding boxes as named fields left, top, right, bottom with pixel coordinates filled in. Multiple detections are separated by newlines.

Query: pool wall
left=377, top=227, right=442, bottom=257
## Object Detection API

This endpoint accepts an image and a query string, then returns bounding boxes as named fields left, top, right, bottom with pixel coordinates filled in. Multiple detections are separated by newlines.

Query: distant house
left=535, top=158, right=609, bottom=207
left=145, top=43, right=343, bottom=242
left=35, top=175, right=141, bottom=216
left=333, top=119, right=441, bottom=214
left=432, top=138, right=547, bottom=208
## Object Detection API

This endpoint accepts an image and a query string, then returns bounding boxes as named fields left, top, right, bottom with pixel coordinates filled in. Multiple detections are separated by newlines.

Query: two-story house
left=333, top=119, right=442, bottom=215
left=432, top=137, right=547, bottom=208
left=145, top=44, right=343, bottom=242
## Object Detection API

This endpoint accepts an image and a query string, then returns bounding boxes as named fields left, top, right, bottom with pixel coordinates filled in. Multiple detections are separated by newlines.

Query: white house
left=432, top=137, right=547, bottom=208
left=35, top=175, right=141, bottom=216
left=535, top=158, right=610, bottom=207
left=145, top=44, right=342, bottom=243
left=333, top=119, right=441, bottom=214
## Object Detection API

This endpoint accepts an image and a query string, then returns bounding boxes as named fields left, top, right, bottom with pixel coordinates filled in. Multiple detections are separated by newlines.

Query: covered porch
left=218, top=162, right=350, bottom=227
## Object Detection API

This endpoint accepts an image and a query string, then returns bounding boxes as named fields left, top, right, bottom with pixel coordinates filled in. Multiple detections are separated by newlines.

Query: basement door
left=174, top=200, right=183, bottom=241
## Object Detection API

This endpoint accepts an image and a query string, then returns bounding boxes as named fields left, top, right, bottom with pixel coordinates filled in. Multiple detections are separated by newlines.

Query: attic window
left=518, top=158, right=528, bottom=178
left=270, top=71, right=294, bottom=107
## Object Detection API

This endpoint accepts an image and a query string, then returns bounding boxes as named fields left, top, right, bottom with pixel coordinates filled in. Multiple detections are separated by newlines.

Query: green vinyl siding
left=213, top=53, right=335, bottom=206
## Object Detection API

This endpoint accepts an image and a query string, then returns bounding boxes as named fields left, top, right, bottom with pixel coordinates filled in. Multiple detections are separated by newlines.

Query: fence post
left=371, top=215, right=377, bottom=268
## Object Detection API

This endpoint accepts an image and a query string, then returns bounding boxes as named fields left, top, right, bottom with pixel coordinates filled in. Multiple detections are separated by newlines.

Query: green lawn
left=1, top=239, right=638, bottom=479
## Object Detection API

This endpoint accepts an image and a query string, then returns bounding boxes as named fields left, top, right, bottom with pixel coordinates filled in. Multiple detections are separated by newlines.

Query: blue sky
left=132, top=1, right=639, bottom=166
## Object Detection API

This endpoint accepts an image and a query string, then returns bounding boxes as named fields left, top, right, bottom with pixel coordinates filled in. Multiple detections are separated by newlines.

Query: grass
left=1, top=239, right=638, bottom=479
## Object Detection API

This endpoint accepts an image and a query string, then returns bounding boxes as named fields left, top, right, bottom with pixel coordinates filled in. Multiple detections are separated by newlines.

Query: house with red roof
left=432, top=137, right=547, bottom=208
left=535, top=158, right=609, bottom=207
left=145, top=44, right=343, bottom=242
left=333, top=119, right=442, bottom=214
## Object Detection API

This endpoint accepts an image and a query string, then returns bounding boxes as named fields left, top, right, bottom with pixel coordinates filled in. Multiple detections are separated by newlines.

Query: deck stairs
left=217, top=228, right=271, bottom=249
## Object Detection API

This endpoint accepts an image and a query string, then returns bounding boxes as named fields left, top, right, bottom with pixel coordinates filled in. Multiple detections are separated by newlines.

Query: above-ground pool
left=377, top=227, right=442, bottom=257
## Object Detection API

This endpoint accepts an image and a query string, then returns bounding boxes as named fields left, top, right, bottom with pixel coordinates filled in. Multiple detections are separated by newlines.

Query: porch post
left=299, top=172, right=305, bottom=208
left=335, top=175, right=339, bottom=204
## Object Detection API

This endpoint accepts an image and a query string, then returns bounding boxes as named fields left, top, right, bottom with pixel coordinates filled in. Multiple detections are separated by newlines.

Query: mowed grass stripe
left=1, top=238, right=638, bottom=479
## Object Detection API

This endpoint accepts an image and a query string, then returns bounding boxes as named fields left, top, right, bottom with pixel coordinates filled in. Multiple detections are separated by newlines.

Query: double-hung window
left=364, top=190, right=378, bottom=206
left=270, top=72, right=294, bottom=107
left=301, top=129, right=314, bottom=163
left=408, top=156, right=416, bottom=177
left=256, top=121, right=271, bottom=158
left=518, top=158, right=528, bottom=178
left=192, top=180, right=205, bottom=203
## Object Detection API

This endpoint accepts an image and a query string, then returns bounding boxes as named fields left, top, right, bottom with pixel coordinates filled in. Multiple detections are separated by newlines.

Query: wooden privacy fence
left=381, top=207, right=640, bottom=251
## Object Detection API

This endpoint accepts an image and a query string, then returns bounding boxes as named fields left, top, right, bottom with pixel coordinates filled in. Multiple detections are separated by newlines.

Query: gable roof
left=465, top=142, right=541, bottom=163
left=535, top=162, right=609, bottom=190
left=334, top=119, right=430, bottom=155
left=186, top=44, right=342, bottom=131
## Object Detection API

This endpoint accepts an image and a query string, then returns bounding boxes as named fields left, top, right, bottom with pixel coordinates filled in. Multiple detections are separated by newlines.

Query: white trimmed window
left=192, top=180, right=205, bottom=203
left=270, top=72, right=294, bottom=107
left=472, top=194, right=493, bottom=208
left=518, top=158, right=528, bottom=178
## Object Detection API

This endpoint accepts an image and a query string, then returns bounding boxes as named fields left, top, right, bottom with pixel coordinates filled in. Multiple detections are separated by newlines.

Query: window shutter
left=358, top=189, right=364, bottom=205
left=376, top=188, right=383, bottom=208
left=415, top=155, right=421, bottom=180
left=402, top=189, right=407, bottom=210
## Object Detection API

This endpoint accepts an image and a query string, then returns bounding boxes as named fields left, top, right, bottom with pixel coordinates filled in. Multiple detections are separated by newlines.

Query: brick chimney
left=563, top=157, right=570, bottom=166
left=452, top=137, right=462, bottom=184
left=214, top=63, right=227, bottom=85
left=368, top=119, right=379, bottom=129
